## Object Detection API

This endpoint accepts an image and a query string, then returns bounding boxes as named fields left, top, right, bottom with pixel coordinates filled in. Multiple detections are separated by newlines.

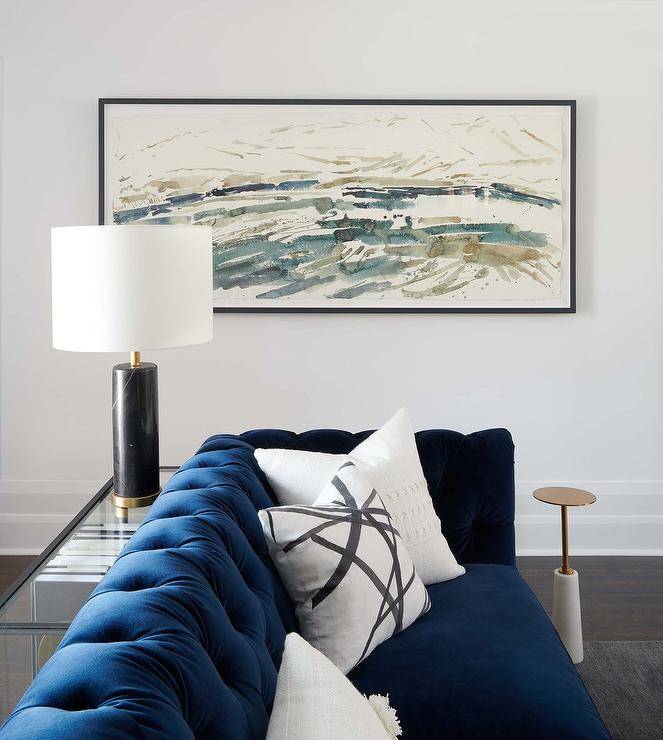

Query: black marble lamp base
left=111, top=361, right=160, bottom=508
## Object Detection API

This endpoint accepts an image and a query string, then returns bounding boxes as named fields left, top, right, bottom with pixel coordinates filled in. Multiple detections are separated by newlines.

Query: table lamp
left=51, top=225, right=213, bottom=508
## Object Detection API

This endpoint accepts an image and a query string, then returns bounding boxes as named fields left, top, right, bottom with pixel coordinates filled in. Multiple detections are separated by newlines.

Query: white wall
left=1, top=0, right=662, bottom=553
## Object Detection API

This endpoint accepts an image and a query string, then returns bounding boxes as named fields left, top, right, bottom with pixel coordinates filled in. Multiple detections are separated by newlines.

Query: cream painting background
left=105, top=104, right=572, bottom=308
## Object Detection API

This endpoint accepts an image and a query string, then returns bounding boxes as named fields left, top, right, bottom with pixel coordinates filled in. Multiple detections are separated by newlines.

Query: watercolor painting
left=100, top=101, right=575, bottom=312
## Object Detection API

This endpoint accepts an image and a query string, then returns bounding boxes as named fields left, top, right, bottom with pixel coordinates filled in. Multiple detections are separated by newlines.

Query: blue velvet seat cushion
left=348, top=564, right=610, bottom=740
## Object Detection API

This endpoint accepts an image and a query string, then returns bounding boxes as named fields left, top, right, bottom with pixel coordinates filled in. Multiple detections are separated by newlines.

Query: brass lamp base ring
left=111, top=490, right=161, bottom=509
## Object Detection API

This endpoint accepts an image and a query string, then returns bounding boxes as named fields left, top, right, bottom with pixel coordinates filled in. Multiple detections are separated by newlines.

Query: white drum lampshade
left=51, top=224, right=213, bottom=510
left=52, top=225, right=213, bottom=352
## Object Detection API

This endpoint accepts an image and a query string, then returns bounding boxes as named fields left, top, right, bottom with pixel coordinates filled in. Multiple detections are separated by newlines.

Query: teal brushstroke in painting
left=194, top=196, right=335, bottom=221
left=209, top=218, right=549, bottom=291
left=342, top=183, right=559, bottom=209
left=113, top=180, right=559, bottom=226
left=113, top=163, right=559, bottom=300
left=330, top=280, right=393, bottom=299
left=256, top=275, right=336, bottom=298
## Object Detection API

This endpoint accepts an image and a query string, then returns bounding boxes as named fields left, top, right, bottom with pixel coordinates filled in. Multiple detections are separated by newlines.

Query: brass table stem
left=560, top=504, right=573, bottom=575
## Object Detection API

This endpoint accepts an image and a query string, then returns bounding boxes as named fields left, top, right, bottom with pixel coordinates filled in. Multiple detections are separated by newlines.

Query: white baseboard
left=515, top=479, right=663, bottom=556
left=0, top=547, right=43, bottom=556
left=515, top=515, right=663, bottom=556
left=0, top=479, right=104, bottom=555
left=0, top=478, right=661, bottom=556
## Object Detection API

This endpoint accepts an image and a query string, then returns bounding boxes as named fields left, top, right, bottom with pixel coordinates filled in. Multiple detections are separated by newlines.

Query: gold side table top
left=533, top=487, right=596, bottom=507
left=532, top=487, right=596, bottom=575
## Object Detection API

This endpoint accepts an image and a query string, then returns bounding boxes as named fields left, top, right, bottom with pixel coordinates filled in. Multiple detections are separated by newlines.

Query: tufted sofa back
left=234, top=427, right=516, bottom=565
left=1, top=427, right=514, bottom=740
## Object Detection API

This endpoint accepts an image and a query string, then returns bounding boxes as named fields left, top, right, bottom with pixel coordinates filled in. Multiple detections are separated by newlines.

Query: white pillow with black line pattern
left=259, top=460, right=431, bottom=675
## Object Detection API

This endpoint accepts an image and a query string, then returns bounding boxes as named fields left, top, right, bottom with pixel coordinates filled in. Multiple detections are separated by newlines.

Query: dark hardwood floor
left=1, top=555, right=661, bottom=640
left=0, top=556, right=33, bottom=597
left=517, top=556, right=663, bottom=641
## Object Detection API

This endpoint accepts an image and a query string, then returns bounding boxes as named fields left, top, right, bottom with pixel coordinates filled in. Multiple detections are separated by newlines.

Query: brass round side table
left=533, top=487, right=596, bottom=664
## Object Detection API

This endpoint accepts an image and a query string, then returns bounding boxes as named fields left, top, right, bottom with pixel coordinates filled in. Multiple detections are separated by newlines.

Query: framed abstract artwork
left=100, top=99, right=575, bottom=313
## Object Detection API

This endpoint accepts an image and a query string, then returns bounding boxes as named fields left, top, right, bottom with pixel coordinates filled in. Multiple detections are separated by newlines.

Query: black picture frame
left=99, top=98, right=576, bottom=314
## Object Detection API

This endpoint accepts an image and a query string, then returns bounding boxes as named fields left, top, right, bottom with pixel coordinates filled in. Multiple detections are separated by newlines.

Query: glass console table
left=0, top=468, right=176, bottom=722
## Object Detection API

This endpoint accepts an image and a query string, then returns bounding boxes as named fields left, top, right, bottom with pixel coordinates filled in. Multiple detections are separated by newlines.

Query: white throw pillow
left=267, top=633, right=401, bottom=740
left=255, top=408, right=465, bottom=585
left=255, top=448, right=342, bottom=505
left=259, top=461, right=431, bottom=674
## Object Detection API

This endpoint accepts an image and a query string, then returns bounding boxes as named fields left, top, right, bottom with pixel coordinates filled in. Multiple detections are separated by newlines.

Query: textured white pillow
left=255, top=408, right=465, bottom=585
left=267, top=633, right=401, bottom=740
left=259, top=461, right=430, bottom=674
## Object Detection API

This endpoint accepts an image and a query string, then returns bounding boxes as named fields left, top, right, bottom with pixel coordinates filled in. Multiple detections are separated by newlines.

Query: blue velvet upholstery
left=349, top=564, right=609, bottom=739
left=1, top=427, right=609, bottom=739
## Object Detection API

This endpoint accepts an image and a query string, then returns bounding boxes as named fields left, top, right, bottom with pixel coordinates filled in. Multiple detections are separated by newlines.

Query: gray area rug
left=578, top=642, right=663, bottom=739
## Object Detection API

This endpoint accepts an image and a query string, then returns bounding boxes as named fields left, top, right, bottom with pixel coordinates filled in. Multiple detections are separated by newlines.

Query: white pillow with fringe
left=267, top=633, right=402, bottom=740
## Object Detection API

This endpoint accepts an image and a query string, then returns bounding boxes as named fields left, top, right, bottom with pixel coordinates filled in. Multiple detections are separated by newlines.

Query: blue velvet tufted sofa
left=1, top=427, right=609, bottom=739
